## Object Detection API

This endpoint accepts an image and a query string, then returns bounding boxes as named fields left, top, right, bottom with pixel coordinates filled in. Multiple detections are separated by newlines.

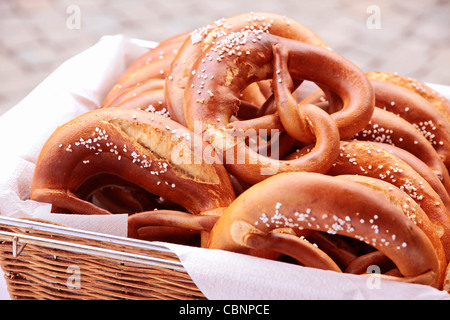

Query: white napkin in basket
left=0, top=35, right=449, bottom=300
left=0, top=34, right=149, bottom=235
left=166, top=243, right=450, bottom=300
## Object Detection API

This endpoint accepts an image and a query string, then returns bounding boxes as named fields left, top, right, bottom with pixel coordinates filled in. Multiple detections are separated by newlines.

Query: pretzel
left=31, top=108, right=235, bottom=242
left=320, top=140, right=450, bottom=261
left=302, top=85, right=450, bottom=192
left=102, top=31, right=188, bottom=108
left=366, top=72, right=450, bottom=170
left=207, top=172, right=441, bottom=287
left=101, top=78, right=170, bottom=117
left=371, top=142, right=450, bottom=210
left=286, top=140, right=450, bottom=261
left=182, top=31, right=375, bottom=183
left=336, top=174, right=447, bottom=287
left=366, top=71, right=450, bottom=120
left=165, top=12, right=329, bottom=125
left=184, top=31, right=373, bottom=137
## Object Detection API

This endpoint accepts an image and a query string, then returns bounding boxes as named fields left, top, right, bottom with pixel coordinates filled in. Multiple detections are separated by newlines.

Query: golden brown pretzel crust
left=31, top=108, right=235, bottom=216
left=326, top=140, right=450, bottom=261
left=366, top=72, right=450, bottom=170
left=165, top=12, right=329, bottom=125
left=300, top=82, right=450, bottom=193
left=337, top=174, right=447, bottom=287
left=102, top=31, right=188, bottom=109
left=366, top=71, right=450, bottom=120
left=207, top=172, right=440, bottom=287
left=184, top=31, right=373, bottom=139
left=30, top=11, right=450, bottom=293
left=371, top=142, right=450, bottom=209
left=353, top=107, right=450, bottom=190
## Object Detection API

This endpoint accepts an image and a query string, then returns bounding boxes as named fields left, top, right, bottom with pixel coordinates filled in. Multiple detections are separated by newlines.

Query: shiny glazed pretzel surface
left=31, top=12, right=450, bottom=292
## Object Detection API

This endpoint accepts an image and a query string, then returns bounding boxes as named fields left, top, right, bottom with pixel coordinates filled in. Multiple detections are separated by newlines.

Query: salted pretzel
left=102, top=78, right=169, bottom=116
left=301, top=84, right=450, bottom=192
left=371, top=142, right=450, bottom=209
left=320, top=140, right=450, bottom=261
left=207, top=172, right=441, bottom=287
left=366, top=72, right=450, bottom=170
left=367, top=71, right=450, bottom=120
left=336, top=174, right=447, bottom=287
left=165, top=12, right=329, bottom=125
left=181, top=30, right=374, bottom=183
left=31, top=108, right=235, bottom=242
left=286, top=141, right=450, bottom=258
left=102, top=31, right=188, bottom=108
left=353, top=107, right=450, bottom=193
left=184, top=32, right=373, bottom=137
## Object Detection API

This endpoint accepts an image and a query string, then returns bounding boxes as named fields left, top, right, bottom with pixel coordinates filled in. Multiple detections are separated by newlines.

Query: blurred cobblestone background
left=1, top=0, right=449, bottom=115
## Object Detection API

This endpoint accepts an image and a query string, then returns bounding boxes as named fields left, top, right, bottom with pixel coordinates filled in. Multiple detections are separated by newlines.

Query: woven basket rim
left=0, top=215, right=206, bottom=300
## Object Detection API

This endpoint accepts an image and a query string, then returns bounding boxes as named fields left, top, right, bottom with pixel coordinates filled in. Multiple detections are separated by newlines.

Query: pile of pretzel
left=31, top=12, right=450, bottom=292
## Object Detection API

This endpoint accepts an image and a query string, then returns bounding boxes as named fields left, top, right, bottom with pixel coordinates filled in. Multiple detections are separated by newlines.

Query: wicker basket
left=0, top=216, right=206, bottom=300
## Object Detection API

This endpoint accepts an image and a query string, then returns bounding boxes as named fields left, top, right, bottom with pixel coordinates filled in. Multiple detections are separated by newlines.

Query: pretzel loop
left=182, top=31, right=377, bottom=183
left=272, top=43, right=316, bottom=143
left=208, top=172, right=441, bottom=287
left=31, top=108, right=236, bottom=243
left=241, top=228, right=342, bottom=272
left=166, top=12, right=329, bottom=125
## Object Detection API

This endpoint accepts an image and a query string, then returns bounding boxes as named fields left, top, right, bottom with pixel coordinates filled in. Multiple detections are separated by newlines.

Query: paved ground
left=1, top=0, right=449, bottom=115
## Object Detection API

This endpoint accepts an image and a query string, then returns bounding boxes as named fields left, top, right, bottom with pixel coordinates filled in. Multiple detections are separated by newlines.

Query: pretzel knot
left=182, top=30, right=373, bottom=184
left=165, top=12, right=329, bottom=126
left=208, top=172, right=442, bottom=288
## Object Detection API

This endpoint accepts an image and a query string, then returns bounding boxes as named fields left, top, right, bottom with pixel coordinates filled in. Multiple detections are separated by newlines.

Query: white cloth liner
left=0, top=35, right=449, bottom=300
